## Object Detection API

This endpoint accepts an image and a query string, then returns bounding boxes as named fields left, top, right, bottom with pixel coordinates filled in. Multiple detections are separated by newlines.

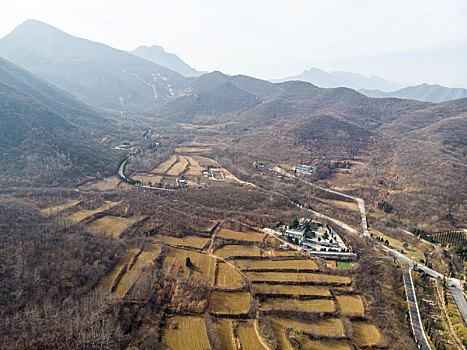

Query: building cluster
left=264, top=218, right=357, bottom=261
left=294, top=164, right=314, bottom=173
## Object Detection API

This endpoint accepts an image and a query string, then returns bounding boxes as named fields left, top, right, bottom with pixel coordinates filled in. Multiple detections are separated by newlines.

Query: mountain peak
left=132, top=45, right=203, bottom=77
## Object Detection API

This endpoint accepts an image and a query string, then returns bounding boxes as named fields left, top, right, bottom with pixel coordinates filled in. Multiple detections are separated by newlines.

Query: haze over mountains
left=131, top=45, right=204, bottom=77
left=272, top=67, right=405, bottom=92
left=359, top=84, right=467, bottom=103
left=0, top=19, right=185, bottom=112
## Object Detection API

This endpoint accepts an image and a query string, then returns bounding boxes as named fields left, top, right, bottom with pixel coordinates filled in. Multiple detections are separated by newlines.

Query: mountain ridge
left=359, top=83, right=467, bottom=103
left=131, top=45, right=205, bottom=77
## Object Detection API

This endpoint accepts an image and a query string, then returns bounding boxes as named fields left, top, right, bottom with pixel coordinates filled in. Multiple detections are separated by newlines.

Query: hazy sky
left=1, top=0, right=466, bottom=86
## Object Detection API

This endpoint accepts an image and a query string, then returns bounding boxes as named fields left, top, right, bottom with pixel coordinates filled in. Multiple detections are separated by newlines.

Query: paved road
left=402, top=264, right=431, bottom=350
left=450, top=284, right=467, bottom=325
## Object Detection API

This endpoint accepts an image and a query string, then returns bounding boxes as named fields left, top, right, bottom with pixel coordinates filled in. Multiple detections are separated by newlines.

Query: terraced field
left=236, top=320, right=268, bottom=349
left=336, top=295, right=365, bottom=317
left=217, top=228, right=265, bottom=243
left=166, top=156, right=189, bottom=176
left=113, top=244, right=161, bottom=297
left=301, top=339, right=352, bottom=350
left=269, top=317, right=345, bottom=338
left=213, top=318, right=234, bottom=350
left=246, top=272, right=352, bottom=285
left=209, top=292, right=251, bottom=315
left=40, top=199, right=79, bottom=216
left=235, top=259, right=318, bottom=271
left=214, top=244, right=261, bottom=258
left=215, top=262, right=245, bottom=289
left=152, top=234, right=210, bottom=249
left=62, top=201, right=119, bottom=227
left=86, top=215, right=141, bottom=237
left=163, top=316, right=211, bottom=350
left=152, top=155, right=177, bottom=174
left=163, top=247, right=216, bottom=281
left=100, top=247, right=140, bottom=291
left=351, top=322, right=382, bottom=347
left=252, top=284, right=331, bottom=297
left=184, top=156, right=205, bottom=176
left=260, top=298, right=336, bottom=313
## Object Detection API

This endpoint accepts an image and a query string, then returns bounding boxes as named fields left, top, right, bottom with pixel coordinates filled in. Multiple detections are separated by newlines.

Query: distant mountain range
left=0, top=19, right=185, bottom=111
left=131, top=45, right=204, bottom=77
left=359, top=84, right=467, bottom=103
left=272, top=67, right=405, bottom=92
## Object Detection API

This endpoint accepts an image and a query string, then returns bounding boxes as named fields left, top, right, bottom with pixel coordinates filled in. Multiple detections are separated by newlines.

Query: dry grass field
left=213, top=318, right=234, bottom=350
left=245, top=272, right=351, bottom=285
left=301, top=340, right=352, bottom=350
left=79, top=176, right=120, bottom=191
left=163, top=247, right=216, bottom=282
left=236, top=320, right=268, bottom=349
left=100, top=247, right=140, bottom=291
left=208, top=292, right=251, bottom=314
left=271, top=250, right=301, bottom=257
left=175, top=147, right=210, bottom=153
left=269, top=317, right=345, bottom=338
left=336, top=295, right=365, bottom=317
left=260, top=298, right=336, bottom=313
left=184, top=156, right=205, bottom=176
left=215, top=262, right=245, bottom=289
left=325, top=199, right=359, bottom=212
left=130, top=173, right=162, bottom=184
left=40, top=199, right=79, bottom=216
left=86, top=215, right=141, bottom=237
left=325, top=260, right=337, bottom=269
left=217, top=228, right=265, bottom=243
left=351, top=322, right=382, bottom=347
left=152, top=235, right=210, bottom=249
left=213, top=245, right=261, bottom=258
left=252, top=284, right=331, bottom=297
left=163, top=316, right=211, bottom=350
left=113, top=244, right=161, bottom=297
left=62, top=201, right=119, bottom=227
left=166, top=156, right=189, bottom=176
left=235, top=259, right=318, bottom=271
left=152, top=155, right=177, bottom=174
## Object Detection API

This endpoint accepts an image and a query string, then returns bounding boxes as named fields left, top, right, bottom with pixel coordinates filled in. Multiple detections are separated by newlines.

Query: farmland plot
left=260, top=298, right=335, bottom=313
left=269, top=316, right=345, bottom=338
left=100, top=248, right=140, bottom=291
left=152, top=155, right=177, bottom=174
left=252, top=284, right=331, bottom=297
left=351, top=322, right=382, bottom=347
left=217, top=228, right=265, bottom=243
left=167, top=156, right=189, bottom=176
left=246, top=272, right=351, bottom=285
left=163, top=316, right=211, bottom=350
left=336, top=295, right=365, bottom=317
left=235, top=259, right=318, bottom=271
left=213, top=318, right=234, bottom=350
left=152, top=235, right=210, bottom=249
left=209, top=292, right=251, bottom=315
left=62, top=201, right=119, bottom=227
left=113, top=244, right=161, bottom=297
left=163, top=247, right=216, bottom=282
left=236, top=320, right=268, bottom=349
left=86, top=215, right=141, bottom=237
left=40, top=199, right=79, bottom=216
left=214, top=245, right=261, bottom=259
left=215, top=262, right=245, bottom=289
